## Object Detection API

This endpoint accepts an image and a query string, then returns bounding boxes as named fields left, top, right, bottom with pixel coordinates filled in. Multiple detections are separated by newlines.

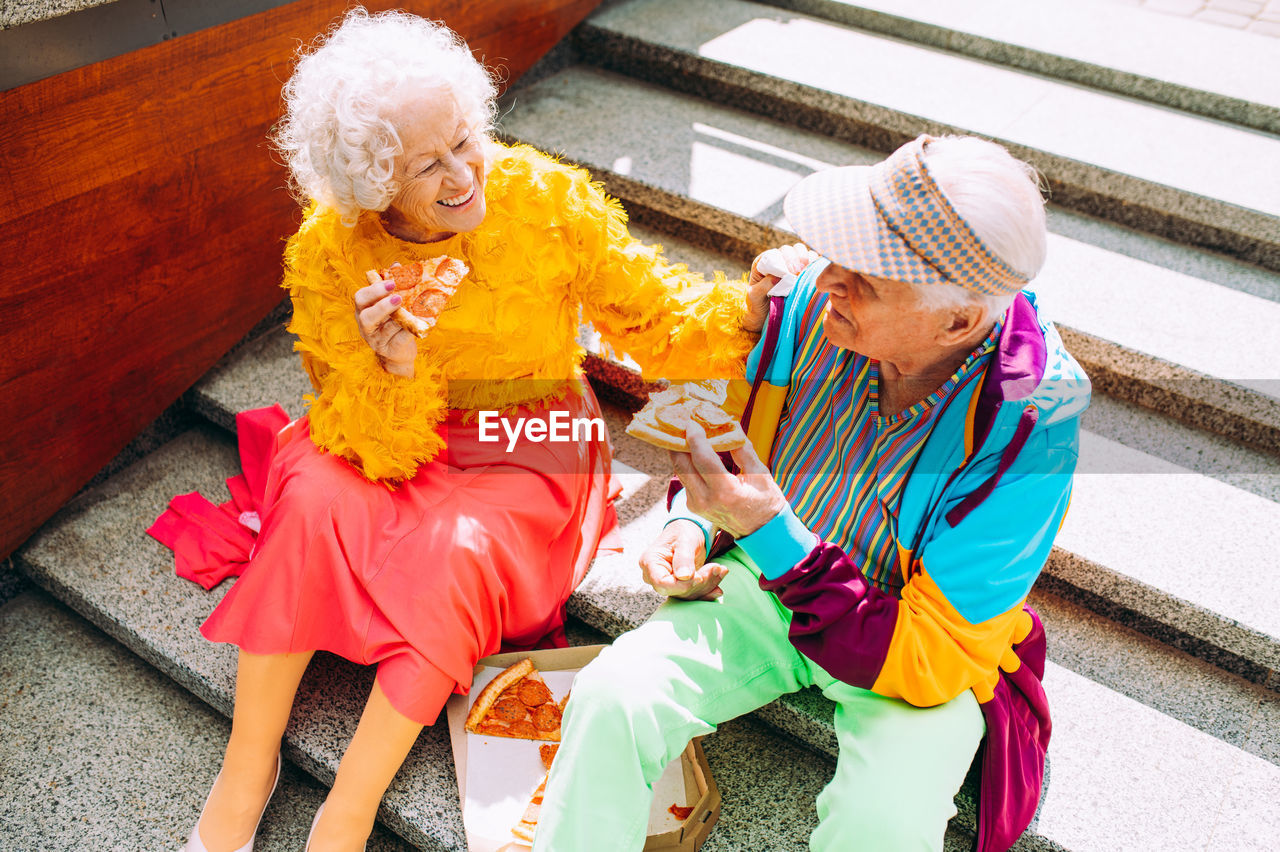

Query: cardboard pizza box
left=445, top=645, right=720, bottom=852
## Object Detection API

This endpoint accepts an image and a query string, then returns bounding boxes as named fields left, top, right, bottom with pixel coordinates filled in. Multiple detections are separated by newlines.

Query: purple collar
left=972, top=293, right=1047, bottom=444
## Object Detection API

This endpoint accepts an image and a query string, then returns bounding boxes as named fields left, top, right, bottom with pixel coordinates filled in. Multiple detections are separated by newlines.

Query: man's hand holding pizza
left=652, top=420, right=789, bottom=600
left=674, top=420, right=788, bottom=538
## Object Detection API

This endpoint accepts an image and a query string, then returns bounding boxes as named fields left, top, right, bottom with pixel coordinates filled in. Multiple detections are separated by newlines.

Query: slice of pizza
left=464, top=658, right=564, bottom=742
left=508, top=743, right=560, bottom=845
left=625, top=381, right=747, bottom=453
left=363, top=255, right=469, bottom=338
left=510, top=769, right=549, bottom=845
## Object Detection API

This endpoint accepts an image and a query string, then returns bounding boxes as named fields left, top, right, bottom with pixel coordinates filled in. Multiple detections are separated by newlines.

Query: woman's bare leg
left=307, top=677, right=425, bottom=851
left=195, top=649, right=314, bottom=851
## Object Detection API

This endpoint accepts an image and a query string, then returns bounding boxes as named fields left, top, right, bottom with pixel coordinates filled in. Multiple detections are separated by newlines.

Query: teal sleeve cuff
left=665, top=488, right=713, bottom=556
left=737, top=503, right=819, bottom=580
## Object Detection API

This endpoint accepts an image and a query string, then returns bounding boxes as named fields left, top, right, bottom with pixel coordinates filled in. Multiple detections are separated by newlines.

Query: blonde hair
left=272, top=7, right=498, bottom=224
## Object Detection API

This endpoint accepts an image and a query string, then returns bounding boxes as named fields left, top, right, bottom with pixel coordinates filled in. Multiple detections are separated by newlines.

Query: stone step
left=497, top=61, right=1280, bottom=452
left=754, top=0, right=1280, bottom=134
left=16, top=413, right=1279, bottom=850
left=184, top=217, right=1280, bottom=688
left=11, top=423, right=981, bottom=851
left=1050, top=392, right=1280, bottom=686
left=0, top=588, right=414, bottom=852
left=569, top=0, right=1280, bottom=271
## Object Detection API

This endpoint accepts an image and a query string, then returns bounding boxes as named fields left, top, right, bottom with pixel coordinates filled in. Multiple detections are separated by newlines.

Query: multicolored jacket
left=670, top=261, right=1091, bottom=851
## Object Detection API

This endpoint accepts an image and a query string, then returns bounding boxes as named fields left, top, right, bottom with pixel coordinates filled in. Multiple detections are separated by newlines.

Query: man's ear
left=936, top=302, right=985, bottom=346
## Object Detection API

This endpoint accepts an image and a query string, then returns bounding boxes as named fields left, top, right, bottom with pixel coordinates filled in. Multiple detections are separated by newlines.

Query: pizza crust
left=465, top=658, right=535, bottom=733
left=625, top=382, right=747, bottom=453
left=510, top=771, right=547, bottom=844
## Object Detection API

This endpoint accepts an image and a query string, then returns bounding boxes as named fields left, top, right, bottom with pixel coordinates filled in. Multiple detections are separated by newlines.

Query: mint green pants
left=532, top=549, right=984, bottom=851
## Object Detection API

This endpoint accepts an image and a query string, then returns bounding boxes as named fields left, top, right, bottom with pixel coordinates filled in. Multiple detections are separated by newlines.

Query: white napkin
left=756, top=251, right=798, bottom=297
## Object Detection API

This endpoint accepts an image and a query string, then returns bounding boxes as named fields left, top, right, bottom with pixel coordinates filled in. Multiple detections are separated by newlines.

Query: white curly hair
left=272, top=7, right=499, bottom=224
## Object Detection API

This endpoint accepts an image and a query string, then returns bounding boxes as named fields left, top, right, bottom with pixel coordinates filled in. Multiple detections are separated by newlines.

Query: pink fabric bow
left=147, top=405, right=292, bottom=589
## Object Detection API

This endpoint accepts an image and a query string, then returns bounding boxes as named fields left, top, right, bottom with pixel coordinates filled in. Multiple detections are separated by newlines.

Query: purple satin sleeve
left=976, top=607, right=1052, bottom=852
left=665, top=477, right=683, bottom=510
left=758, top=540, right=899, bottom=688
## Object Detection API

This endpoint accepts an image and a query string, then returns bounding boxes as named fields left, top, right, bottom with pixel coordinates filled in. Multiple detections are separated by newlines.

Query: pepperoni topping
left=404, top=286, right=449, bottom=316
left=517, top=680, right=553, bottom=707
left=509, top=720, right=538, bottom=739
left=669, top=804, right=694, bottom=820
left=532, top=703, right=561, bottom=732
left=386, top=262, right=423, bottom=291
left=493, top=696, right=526, bottom=722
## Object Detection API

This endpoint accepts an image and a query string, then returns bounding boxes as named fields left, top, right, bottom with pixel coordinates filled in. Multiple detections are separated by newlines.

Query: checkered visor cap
left=782, top=135, right=1030, bottom=297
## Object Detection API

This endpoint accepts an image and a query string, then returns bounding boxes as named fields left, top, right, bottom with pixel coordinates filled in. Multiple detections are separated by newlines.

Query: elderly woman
left=533, top=135, right=1091, bottom=851
left=171, top=8, right=762, bottom=852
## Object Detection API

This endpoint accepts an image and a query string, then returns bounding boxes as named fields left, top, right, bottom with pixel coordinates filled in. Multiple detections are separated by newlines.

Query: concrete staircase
left=7, top=0, right=1280, bottom=849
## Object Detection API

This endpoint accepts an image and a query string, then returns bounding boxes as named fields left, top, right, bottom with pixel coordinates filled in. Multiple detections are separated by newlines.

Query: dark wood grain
left=0, top=0, right=602, bottom=560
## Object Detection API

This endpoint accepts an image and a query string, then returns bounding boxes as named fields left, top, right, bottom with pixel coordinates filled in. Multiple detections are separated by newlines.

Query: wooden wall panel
left=0, top=0, right=601, bottom=560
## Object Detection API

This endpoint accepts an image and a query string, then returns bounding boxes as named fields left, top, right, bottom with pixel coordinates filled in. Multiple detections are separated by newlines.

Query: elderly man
left=532, top=135, right=1090, bottom=852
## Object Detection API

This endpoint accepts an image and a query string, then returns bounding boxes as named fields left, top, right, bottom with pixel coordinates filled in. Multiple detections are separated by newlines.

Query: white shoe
left=303, top=804, right=324, bottom=852
left=183, top=754, right=281, bottom=852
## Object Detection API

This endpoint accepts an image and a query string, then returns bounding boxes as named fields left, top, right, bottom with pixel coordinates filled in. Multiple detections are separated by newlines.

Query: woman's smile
left=437, top=185, right=476, bottom=207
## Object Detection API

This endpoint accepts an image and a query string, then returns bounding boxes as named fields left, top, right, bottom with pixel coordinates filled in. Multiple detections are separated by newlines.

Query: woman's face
left=382, top=88, right=487, bottom=242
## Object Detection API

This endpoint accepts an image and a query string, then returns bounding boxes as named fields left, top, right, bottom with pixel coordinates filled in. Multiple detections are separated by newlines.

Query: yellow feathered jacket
left=284, top=142, right=755, bottom=481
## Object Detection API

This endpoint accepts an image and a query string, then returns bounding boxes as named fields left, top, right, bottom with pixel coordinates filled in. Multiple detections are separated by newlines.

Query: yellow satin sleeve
left=871, top=565, right=1034, bottom=706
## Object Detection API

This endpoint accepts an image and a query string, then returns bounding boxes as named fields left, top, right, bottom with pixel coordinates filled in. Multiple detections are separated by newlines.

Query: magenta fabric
left=976, top=607, right=1052, bottom=852
left=972, top=293, right=1046, bottom=448
left=757, top=542, right=898, bottom=688
left=146, top=404, right=291, bottom=589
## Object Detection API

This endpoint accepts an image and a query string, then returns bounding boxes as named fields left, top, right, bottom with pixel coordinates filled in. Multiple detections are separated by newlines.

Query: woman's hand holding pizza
left=672, top=420, right=788, bottom=539
left=354, top=265, right=417, bottom=378
left=639, top=519, right=727, bottom=601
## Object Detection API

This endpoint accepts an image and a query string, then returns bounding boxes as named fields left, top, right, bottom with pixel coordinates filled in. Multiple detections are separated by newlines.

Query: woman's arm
left=284, top=221, right=448, bottom=482
left=564, top=169, right=758, bottom=381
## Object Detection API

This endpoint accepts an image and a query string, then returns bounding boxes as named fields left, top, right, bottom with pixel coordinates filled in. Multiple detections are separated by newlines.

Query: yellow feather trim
left=282, top=143, right=755, bottom=480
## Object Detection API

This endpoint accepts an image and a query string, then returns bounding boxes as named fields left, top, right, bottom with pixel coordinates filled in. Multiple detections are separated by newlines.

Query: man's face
left=813, top=261, right=947, bottom=362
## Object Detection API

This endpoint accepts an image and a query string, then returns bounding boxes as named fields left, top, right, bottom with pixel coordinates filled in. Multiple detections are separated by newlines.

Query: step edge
left=752, top=0, right=1280, bottom=134
left=570, top=21, right=1280, bottom=271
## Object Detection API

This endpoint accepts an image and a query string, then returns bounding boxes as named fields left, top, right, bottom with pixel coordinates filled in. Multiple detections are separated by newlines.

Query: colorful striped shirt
left=770, top=291, right=1001, bottom=596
